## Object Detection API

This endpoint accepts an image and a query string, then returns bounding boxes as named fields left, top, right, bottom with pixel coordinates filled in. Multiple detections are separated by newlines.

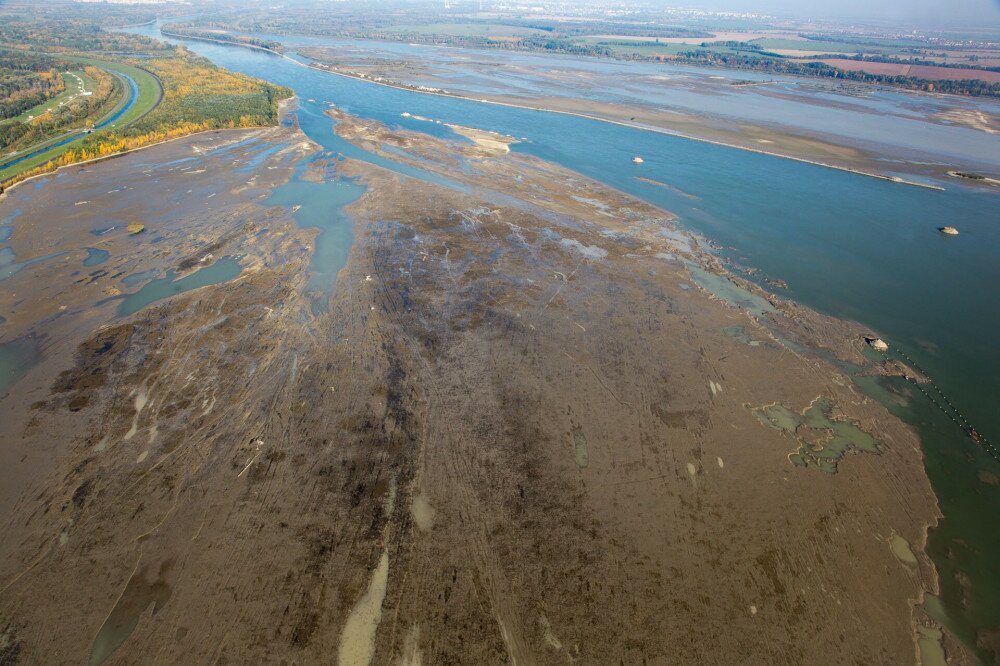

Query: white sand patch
left=338, top=551, right=390, bottom=666
left=123, top=388, right=148, bottom=441
left=399, top=625, right=423, bottom=665
left=445, top=123, right=516, bottom=156
left=916, top=625, right=947, bottom=666
left=889, top=534, right=917, bottom=565
left=410, top=493, right=435, bottom=532
left=560, top=238, right=607, bottom=259
left=539, top=615, right=563, bottom=651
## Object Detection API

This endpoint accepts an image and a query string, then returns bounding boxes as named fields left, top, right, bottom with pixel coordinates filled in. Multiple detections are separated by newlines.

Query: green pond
left=117, top=257, right=243, bottom=316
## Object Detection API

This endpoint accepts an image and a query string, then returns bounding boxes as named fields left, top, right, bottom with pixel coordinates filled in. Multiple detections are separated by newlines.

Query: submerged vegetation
left=753, top=397, right=880, bottom=474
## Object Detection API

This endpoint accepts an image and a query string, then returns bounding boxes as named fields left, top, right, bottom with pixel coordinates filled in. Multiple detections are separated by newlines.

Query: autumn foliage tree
left=2, top=50, right=291, bottom=189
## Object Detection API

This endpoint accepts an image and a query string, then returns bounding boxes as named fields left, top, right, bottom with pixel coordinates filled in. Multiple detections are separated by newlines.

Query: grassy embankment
left=0, top=59, right=161, bottom=182
left=1, top=54, right=291, bottom=188
left=10, top=68, right=91, bottom=122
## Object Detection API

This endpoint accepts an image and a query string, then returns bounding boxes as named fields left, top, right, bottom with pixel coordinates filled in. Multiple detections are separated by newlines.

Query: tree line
left=1, top=65, right=120, bottom=152
left=0, top=51, right=65, bottom=120
left=160, top=25, right=285, bottom=54
left=672, top=51, right=1000, bottom=97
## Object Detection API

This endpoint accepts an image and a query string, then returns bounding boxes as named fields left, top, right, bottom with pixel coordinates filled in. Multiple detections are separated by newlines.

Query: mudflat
left=0, top=105, right=949, bottom=664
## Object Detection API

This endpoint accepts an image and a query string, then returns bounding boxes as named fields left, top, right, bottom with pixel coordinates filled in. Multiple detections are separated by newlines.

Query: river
left=108, top=22, right=1000, bottom=659
left=248, top=32, right=1000, bottom=176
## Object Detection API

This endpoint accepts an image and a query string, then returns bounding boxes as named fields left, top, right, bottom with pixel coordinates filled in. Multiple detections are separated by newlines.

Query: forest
left=0, top=51, right=64, bottom=120
left=2, top=49, right=291, bottom=188
left=160, top=25, right=286, bottom=53
left=71, top=53, right=291, bottom=162
left=0, top=16, right=173, bottom=55
left=0, top=6, right=292, bottom=189
left=1, top=63, right=119, bottom=153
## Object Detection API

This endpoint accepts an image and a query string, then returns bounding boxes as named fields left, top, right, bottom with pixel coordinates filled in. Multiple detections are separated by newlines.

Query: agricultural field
left=751, top=38, right=904, bottom=55
left=385, top=23, right=551, bottom=38
left=586, top=31, right=795, bottom=44
left=924, top=50, right=1000, bottom=68
left=817, top=59, right=1000, bottom=83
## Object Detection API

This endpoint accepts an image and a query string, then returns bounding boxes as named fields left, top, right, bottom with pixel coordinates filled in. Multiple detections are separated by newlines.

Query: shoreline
left=0, top=127, right=257, bottom=198
left=0, top=75, right=964, bottom=662
left=328, top=104, right=1000, bottom=659
left=1, top=97, right=297, bottom=197
left=304, top=62, right=947, bottom=191
left=0, top=56, right=165, bottom=185
left=159, top=29, right=287, bottom=56
left=0, top=111, right=946, bottom=663
left=146, top=28, right=949, bottom=191
left=222, top=28, right=1000, bottom=103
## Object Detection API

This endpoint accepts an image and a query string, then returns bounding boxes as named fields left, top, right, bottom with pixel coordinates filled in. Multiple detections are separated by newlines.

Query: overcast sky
left=684, top=0, right=1000, bottom=25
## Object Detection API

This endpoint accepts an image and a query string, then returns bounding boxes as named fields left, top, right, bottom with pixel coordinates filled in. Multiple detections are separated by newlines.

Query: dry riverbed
left=0, top=104, right=959, bottom=664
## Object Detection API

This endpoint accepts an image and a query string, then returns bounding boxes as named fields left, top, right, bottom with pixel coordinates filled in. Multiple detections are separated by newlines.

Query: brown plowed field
left=819, top=59, right=1000, bottom=83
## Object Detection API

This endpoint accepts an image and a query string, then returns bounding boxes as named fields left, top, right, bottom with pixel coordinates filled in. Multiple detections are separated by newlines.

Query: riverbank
left=1, top=59, right=291, bottom=191
left=1, top=126, right=243, bottom=196
left=160, top=29, right=284, bottom=55
left=104, top=23, right=1000, bottom=661
left=144, top=28, right=954, bottom=190
left=1, top=94, right=298, bottom=197
left=305, top=61, right=949, bottom=190
left=0, top=60, right=159, bottom=184
left=0, top=101, right=951, bottom=664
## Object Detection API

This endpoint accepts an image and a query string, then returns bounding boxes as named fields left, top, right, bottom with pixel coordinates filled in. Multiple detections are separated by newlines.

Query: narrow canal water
left=0, top=72, right=141, bottom=173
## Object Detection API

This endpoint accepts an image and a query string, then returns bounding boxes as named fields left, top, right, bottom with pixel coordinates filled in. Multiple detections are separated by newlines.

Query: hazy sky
left=687, top=0, right=1000, bottom=25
